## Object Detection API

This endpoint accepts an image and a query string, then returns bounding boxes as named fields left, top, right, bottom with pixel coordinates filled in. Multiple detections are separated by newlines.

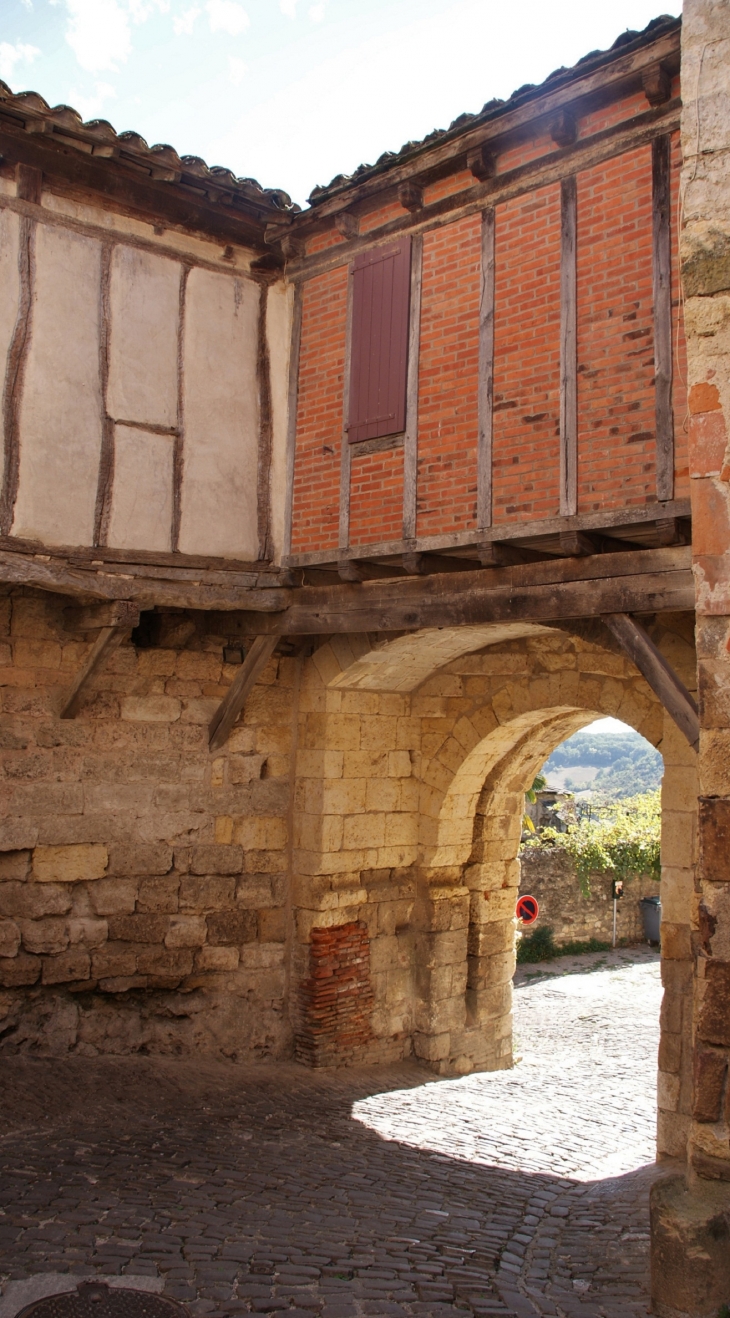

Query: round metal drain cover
left=18, top=1283, right=186, bottom=1318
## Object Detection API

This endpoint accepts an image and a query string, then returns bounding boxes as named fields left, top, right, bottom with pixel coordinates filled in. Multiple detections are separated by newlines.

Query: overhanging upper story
left=0, top=15, right=695, bottom=635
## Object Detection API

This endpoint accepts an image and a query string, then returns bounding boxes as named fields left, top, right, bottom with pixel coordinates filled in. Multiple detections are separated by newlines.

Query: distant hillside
left=542, top=727, right=663, bottom=800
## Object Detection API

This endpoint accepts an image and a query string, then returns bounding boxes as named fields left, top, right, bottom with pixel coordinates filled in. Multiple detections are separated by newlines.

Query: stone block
left=258, top=908, right=286, bottom=942
left=650, top=1174, right=730, bottom=1318
left=179, top=874, right=236, bottom=911
left=661, top=923, right=693, bottom=960
left=21, top=917, right=69, bottom=955
left=88, top=878, right=137, bottom=916
left=0, top=881, right=72, bottom=920
left=135, top=947, right=193, bottom=977
left=0, top=850, right=30, bottom=880
left=206, top=909, right=257, bottom=945
left=108, top=843, right=173, bottom=877
left=658, top=1071, right=681, bottom=1112
left=191, top=844, right=244, bottom=875
left=0, top=918, right=20, bottom=958
left=228, top=754, right=266, bottom=785
left=698, top=960, right=730, bottom=1046
left=42, top=948, right=91, bottom=984
left=0, top=952, right=41, bottom=987
left=412, top=1030, right=451, bottom=1062
left=137, top=876, right=180, bottom=913
left=658, top=1031, right=683, bottom=1075
left=165, top=916, right=207, bottom=948
left=698, top=796, right=730, bottom=883
left=120, top=695, right=181, bottom=722
left=195, top=945, right=239, bottom=971
left=32, top=844, right=108, bottom=884
left=107, top=913, right=170, bottom=943
left=693, top=1047, right=728, bottom=1122
left=91, top=944, right=137, bottom=978
left=67, top=917, right=108, bottom=947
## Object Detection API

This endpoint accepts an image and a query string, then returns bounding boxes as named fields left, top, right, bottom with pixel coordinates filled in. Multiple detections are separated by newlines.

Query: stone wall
left=0, top=587, right=295, bottom=1057
left=518, top=849, right=660, bottom=947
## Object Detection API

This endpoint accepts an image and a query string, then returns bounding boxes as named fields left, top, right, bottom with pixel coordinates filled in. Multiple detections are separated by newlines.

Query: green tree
left=521, top=789, right=661, bottom=896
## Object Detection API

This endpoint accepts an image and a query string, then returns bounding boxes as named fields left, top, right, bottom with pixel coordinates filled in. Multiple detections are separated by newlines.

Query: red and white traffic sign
left=516, top=895, right=539, bottom=925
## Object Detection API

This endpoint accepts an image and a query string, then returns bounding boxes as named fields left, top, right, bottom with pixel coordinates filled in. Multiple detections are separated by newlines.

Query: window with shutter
left=347, top=237, right=412, bottom=444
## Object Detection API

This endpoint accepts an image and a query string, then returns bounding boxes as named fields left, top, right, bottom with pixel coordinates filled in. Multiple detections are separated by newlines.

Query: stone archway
left=292, top=616, right=697, bottom=1161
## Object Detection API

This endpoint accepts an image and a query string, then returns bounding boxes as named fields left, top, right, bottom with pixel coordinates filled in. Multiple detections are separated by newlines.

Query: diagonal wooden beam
left=209, top=635, right=279, bottom=753
left=602, top=612, right=699, bottom=751
left=60, top=626, right=127, bottom=719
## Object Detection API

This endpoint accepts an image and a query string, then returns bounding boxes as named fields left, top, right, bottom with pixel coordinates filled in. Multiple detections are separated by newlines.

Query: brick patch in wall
left=295, top=921, right=374, bottom=1067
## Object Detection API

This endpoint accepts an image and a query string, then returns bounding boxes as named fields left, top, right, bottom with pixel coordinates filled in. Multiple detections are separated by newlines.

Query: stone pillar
left=651, top=3, right=730, bottom=1311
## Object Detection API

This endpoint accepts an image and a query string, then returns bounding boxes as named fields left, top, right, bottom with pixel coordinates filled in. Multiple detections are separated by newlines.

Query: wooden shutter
left=347, top=238, right=411, bottom=444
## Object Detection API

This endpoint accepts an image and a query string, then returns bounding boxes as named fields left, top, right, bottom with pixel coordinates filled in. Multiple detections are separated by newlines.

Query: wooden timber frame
left=277, top=16, right=681, bottom=577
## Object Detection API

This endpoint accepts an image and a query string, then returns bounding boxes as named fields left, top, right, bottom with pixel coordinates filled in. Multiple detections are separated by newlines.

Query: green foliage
left=521, top=789, right=661, bottom=896
left=525, top=773, right=547, bottom=805
left=516, top=926, right=557, bottom=963
left=516, top=926, right=612, bottom=964
left=544, top=728, right=662, bottom=799
left=716, top=1306, right=730, bottom=1318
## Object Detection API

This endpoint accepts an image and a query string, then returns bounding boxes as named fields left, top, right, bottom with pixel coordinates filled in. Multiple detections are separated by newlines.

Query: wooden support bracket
left=602, top=612, right=699, bottom=751
left=559, top=531, right=596, bottom=557
left=208, top=634, right=279, bottom=753
left=60, top=626, right=128, bottom=720
left=398, top=182, right=423, bottom=212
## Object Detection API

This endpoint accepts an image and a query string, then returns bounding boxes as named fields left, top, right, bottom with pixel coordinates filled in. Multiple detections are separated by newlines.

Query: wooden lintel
left=60, top=626, right=126, bottom=719
left=63, top=600, right=140, bottom=632
left=602, top=612, right=699, bottom=750
left=228, top=547, right=694, bottom=637
left=208, top=634, right=279, bottom=752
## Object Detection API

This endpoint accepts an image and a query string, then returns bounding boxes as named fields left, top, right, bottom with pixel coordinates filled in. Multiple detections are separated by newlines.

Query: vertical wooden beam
left=93, top=241, right=114, bottom=548
left=477, top=207, right=496, bottom=531
left=282, top=284, right=303, bottom=560
left=559, top=176, right=578, bottom=517
left=256, top=283, right=274, bottom=561
left=402, top=234, right=423, bottom=542
left=338, top=267, right=355, bottom=554
left=653, top=134, right=674, bottom=502
left=208, top=634, right=279, bottom=752
left=0, top=216, right=35, bottom=536
left=172, top=263, right=190, bottom=553
left=602, top=612, right=698, bottom=750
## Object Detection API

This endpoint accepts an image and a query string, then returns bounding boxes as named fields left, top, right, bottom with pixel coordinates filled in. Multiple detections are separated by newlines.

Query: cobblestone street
left=0, top=948, right=665, bottom=1318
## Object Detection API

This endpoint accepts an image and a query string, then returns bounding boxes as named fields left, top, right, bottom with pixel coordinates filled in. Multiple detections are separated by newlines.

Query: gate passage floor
left=0, top=947, right=666, bottom=1318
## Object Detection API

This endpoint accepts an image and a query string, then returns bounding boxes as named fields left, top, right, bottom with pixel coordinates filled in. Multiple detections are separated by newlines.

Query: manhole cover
left=17, top=1283, right=186, bottom=1318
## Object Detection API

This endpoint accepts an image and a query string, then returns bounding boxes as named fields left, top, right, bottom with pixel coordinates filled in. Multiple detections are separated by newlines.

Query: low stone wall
left=518, top=848, right=661, bottom=946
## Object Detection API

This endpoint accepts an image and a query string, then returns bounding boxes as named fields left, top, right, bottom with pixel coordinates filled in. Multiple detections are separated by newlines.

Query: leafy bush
left=521, top=789, right=661, bottom=896
left=516, top=926, right=611, bottom=964
left=516, top=927, right=558, bottom=963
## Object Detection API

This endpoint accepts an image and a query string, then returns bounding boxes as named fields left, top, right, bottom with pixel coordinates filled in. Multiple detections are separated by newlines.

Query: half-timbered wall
left=0, top=177, right=292, bottom=563
left=288, top=80, right=687, bottom=559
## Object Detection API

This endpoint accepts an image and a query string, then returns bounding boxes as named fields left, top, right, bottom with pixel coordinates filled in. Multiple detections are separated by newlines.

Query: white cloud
left=173, top=4, right=200, bottom=34
left=206, top=0, right=249, bottom=35
left=308, top=2, right=324, bottom=20
left=280, top=0, right=297, bottom=15
left=67, top=79, right=116, bottom=120
left=128, top=0, right=171, bottom=20
left=228, top=55, right=248, bottom=84
left=0, top=41, right=41, bottom=82
left=65, top=0, right=132, bottom=73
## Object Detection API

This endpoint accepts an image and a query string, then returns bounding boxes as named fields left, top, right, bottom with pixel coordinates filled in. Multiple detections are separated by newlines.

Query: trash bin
left=639, top=895, right=662, bottom=943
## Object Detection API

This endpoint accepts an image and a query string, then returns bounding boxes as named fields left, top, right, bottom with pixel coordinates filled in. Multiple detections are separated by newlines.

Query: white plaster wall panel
left=266, top=280, right=293, bottom=560
left=178, top=270, right=260, bottom=559
left=107, top=245, right=180, bottom=428
left=12, top=224, right=102, bottom=546
left=106, top=426, right=173, bottom=551
left=0, top=208, right=21, bottom=495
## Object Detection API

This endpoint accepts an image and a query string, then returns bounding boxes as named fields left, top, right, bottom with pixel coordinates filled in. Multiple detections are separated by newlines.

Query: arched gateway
left=291, top=620, right=697, bottom=1170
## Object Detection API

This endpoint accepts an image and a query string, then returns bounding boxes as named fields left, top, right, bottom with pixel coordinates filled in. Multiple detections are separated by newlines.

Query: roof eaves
left=305, top=13, right=681, bottom=207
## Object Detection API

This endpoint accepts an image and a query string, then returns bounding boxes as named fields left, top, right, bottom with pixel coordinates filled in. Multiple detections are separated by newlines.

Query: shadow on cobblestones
left=0, top=953, right=666, bottom=1318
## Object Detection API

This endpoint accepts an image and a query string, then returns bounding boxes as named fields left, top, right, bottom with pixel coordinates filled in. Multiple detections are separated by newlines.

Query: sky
left=1, top=0, right=683, bottom=206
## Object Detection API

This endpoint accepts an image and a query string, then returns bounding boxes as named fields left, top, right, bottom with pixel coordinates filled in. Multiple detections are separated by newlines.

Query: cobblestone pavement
left=0, top=948, right=667, bottom=1318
